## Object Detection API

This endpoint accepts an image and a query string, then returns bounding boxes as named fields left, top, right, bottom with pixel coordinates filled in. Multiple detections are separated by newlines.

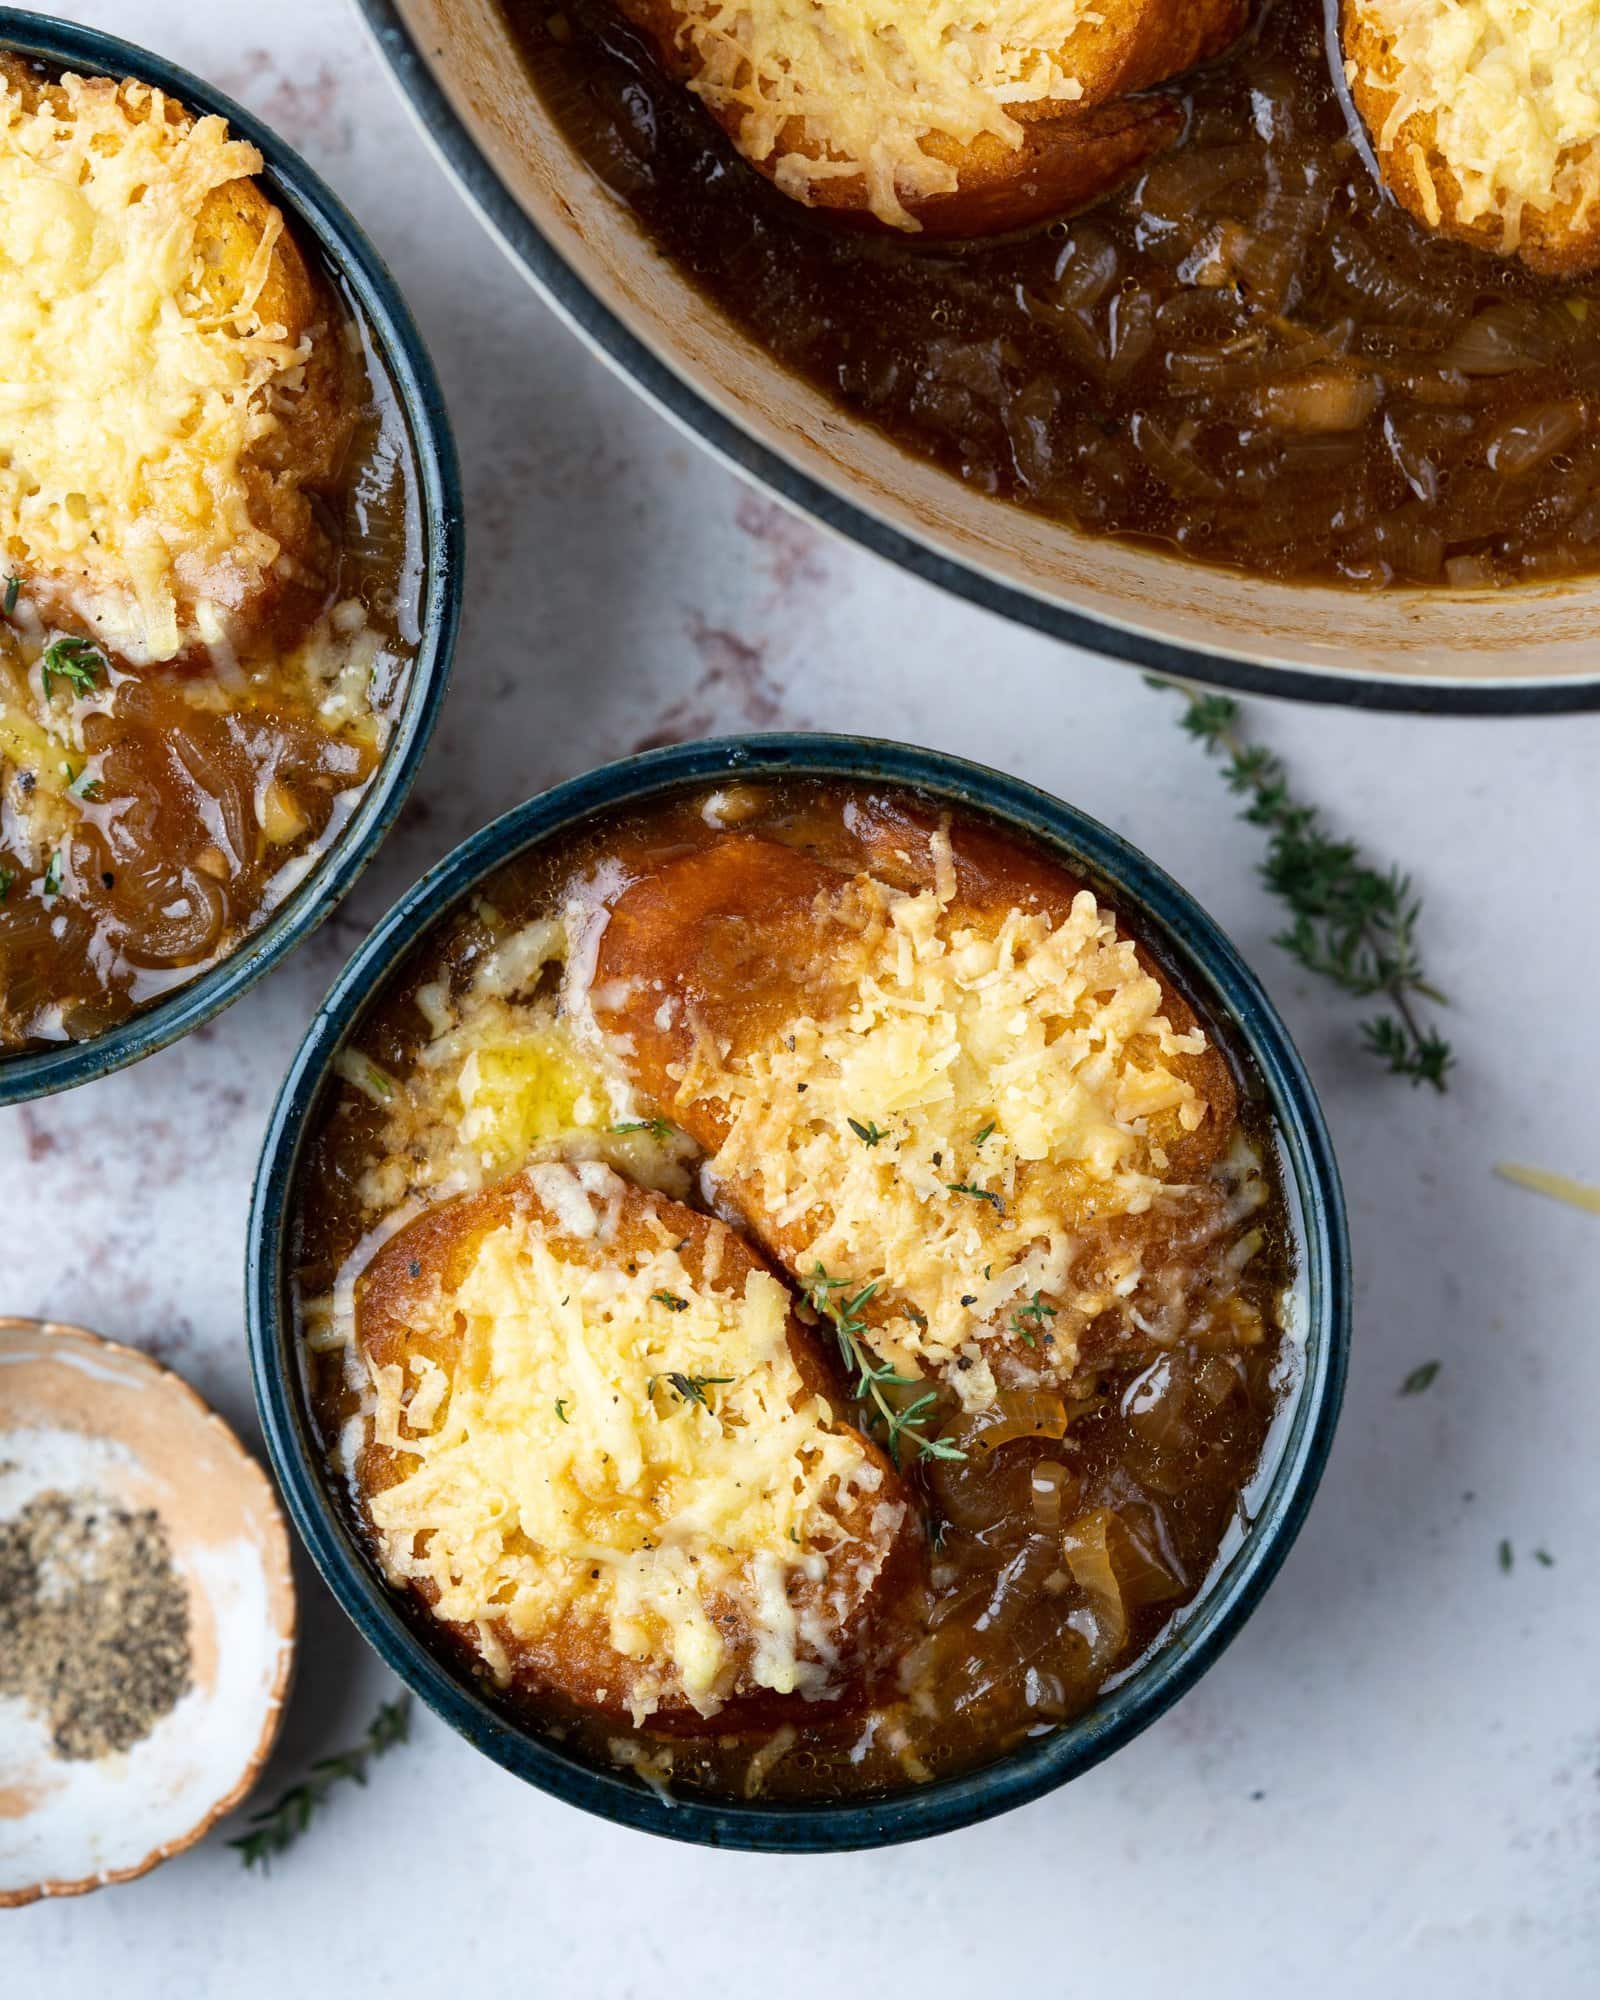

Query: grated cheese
left=1356, top=0, right=1600, bottom=253
left=676, top=867, right=1216, bottom=1404
left=351, top=912, right=693, bottom=1214
left=664, top=0, right=1101, bottom=230
left=1495, top=1160, right=1600, bottom=1214
left=0, top=67, right=307, bottom=660
left=360, top=1163, right=893, bottom=1718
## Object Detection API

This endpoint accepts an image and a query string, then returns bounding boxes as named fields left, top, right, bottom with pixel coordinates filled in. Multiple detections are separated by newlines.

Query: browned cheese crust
left=1342, top=2, right=1600, bottom=276
left=0, top=54, right=360, bottom=648
left=589, top=799, right=1240, bottom=1385
left=613, top=0, right=1251, bottom=235
left=353, top=1165, right=923, bottom=1728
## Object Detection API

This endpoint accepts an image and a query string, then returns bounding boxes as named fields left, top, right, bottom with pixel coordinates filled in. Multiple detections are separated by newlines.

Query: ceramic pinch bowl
left=0, top=1318, right=296, bottom=1907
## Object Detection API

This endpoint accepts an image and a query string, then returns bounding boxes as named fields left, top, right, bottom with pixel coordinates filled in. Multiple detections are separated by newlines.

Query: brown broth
left=506, top=0, right=1600, bottom=588
left=292, top=782, right=1296, bottom=1802
left=0, top=229, right=421, bottom=1051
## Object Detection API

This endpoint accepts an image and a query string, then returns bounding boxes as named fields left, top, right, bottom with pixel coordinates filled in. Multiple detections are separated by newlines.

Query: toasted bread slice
left=353, top=1161, right=919, bottom=1725
left=0, top=57, right=357, bottom=660
left=615, top=0, right=1249, bottom=234
left=586, top=806, right=1236, bottom=1402
left=1343, top=1, right=1600, bottom=276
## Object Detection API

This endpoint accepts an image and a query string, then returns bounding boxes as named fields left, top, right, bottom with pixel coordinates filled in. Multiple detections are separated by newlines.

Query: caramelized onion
left=1061, top=1509, right=1128, bottom=1674
left=1029, top=1459, right=1076, bottom=1534
left=1438, top=305, right=1571, bottom=378
left=1484, top=402, right=1586, bottom=477
left=966, top=1389, right=1069, bottom=1458
left=1130, top=414, right=1225, bottom=500
left=977, top=1532, right=1063, bottom=1640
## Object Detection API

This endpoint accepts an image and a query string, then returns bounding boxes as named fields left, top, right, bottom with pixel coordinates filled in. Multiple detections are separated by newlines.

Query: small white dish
left=0, top=1318, right=296, bottom=1908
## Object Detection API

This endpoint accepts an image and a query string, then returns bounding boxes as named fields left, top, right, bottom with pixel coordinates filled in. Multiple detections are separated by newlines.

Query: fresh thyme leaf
left=3, top=576, right=18, bottom=617
left=613, top=1118, right=674, bottom=1141
left=1009, top=1290, right=1057, bottom=1348
left=1534, top=1548, right=1555, bottom=1567
left=231, top=1693, right=412, bottom=1870
left=847, top=1117, right=887, bottom=1147
left=1498, top=1539, right=1514, bottom=1574
left=0, top=867, right=11, bottom=903
left=554, top=1398, right=570, bottom=1424
left=1399, top=1360, right=1441, bottom=1396
left=973, top=1121, right=995, bottom=1147
left=651, top=1290, right=689, bottom=1312
left=666, top=1371, right=733, bottom=1410
left=39, top=635, right=105, bottom=703
left=1149, top=679, right=1452, bottom=1092
left=66, top=764, right=101, bottom=801
left=947, top=1181, right=1002, bottom=1211
left=42, top=849, right=62, bottom=898
left=805, top=1262, right=965, bottom=1466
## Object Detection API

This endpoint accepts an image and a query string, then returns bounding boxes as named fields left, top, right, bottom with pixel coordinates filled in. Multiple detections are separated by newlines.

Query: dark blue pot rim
left=247, top=733, right=1351, bottom=1852
left=0, top=9, right=464, bottom=1106
left=352, top=0, right=1597, bottom=718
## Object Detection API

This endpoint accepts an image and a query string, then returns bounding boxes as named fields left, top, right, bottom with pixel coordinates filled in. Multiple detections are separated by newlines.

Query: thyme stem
left=1150, top=680, right=1453, bottom=1091
left=230, top=1694, right=412, bottom=1870
left=805, top=1265, right=964, bottom=1466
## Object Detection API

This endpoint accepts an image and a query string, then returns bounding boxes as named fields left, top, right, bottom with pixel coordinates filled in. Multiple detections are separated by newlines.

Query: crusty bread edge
left=1342, top=3, right=1600, bottom=277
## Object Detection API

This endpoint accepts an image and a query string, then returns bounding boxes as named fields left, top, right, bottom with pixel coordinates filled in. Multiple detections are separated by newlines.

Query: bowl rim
left=0, top=7, right=464, bottom=1106
left=246, top=731, right=1351, bottom=1852
left=352, top=0, right=1598, bottom=719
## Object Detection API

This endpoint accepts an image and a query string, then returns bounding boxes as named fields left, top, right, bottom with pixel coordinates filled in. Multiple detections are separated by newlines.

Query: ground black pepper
left=0, top=1486, right=192, bottom=1760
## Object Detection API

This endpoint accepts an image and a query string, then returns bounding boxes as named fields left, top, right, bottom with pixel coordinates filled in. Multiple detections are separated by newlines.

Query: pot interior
left=380, top=0, right=1600, bottom=704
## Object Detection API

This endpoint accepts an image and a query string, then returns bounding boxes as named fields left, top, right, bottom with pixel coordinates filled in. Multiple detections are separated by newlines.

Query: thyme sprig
left=806, top=1265, right=964, bottom=1466
left=1152, top=682, right=1453, bottom=1090
left=848, top=1117, right=887, bottom=1147
left=613, top=1117, right=675, bottom=1141
left=1009, top=1290, right=1057, bottom=1350
left=39, top=635, right=105, bottom=702
left=664, top=1371, right=733, bottom=1410
left=230, top=1694, right=412, bottom=1870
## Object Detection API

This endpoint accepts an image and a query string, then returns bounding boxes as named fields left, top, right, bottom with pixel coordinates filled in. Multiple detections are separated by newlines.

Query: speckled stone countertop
left=5, top=3, right=1599, bottom=1991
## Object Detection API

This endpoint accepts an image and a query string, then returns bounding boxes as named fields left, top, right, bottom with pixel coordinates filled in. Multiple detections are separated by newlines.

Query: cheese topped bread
left=0, top=58, right=353, bottom=662
left=1344, top=0, right=1600, bottom=273
left=353, top=1161, right=915, bottom=1722
left=588, top=802, right=1235, bottom=1411
left=614, top=0, right=1249, bottom=232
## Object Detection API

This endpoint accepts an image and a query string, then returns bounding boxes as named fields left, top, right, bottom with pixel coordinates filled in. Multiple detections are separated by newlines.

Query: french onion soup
left=509, top=0, right=1600, bottom=588
left=292, top=782, right=1297, bottom=1800
left=0, top=58, right=422, bottom=1050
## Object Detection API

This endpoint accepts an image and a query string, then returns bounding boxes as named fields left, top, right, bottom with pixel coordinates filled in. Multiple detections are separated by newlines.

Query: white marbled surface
left=4, top=3, right=1599, bottom=1991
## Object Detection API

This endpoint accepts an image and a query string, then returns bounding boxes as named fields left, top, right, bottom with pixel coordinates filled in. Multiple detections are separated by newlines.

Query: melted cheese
left=671, top=0, right=1098, bottom=229
left=362, top=1163, right=886, bottom=1718
left=1357, top=0, right=1600, bottom=249
left=353, top=913, right=693, bottom=1216
left=0, top=69, right=304, bottom=660
left=680, top=864, right=1214, bottom=1405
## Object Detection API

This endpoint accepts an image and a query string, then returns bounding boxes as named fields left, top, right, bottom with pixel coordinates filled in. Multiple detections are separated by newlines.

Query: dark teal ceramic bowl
left=0, top=10, right=462, bottom=1106
left=247, top=735, right=1349, bottom=1851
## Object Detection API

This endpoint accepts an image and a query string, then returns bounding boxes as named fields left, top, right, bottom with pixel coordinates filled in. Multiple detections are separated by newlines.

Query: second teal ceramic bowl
left=0, top=10, right=462, bottom=1105
left=247, top=734, right=1349, bottom=1851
